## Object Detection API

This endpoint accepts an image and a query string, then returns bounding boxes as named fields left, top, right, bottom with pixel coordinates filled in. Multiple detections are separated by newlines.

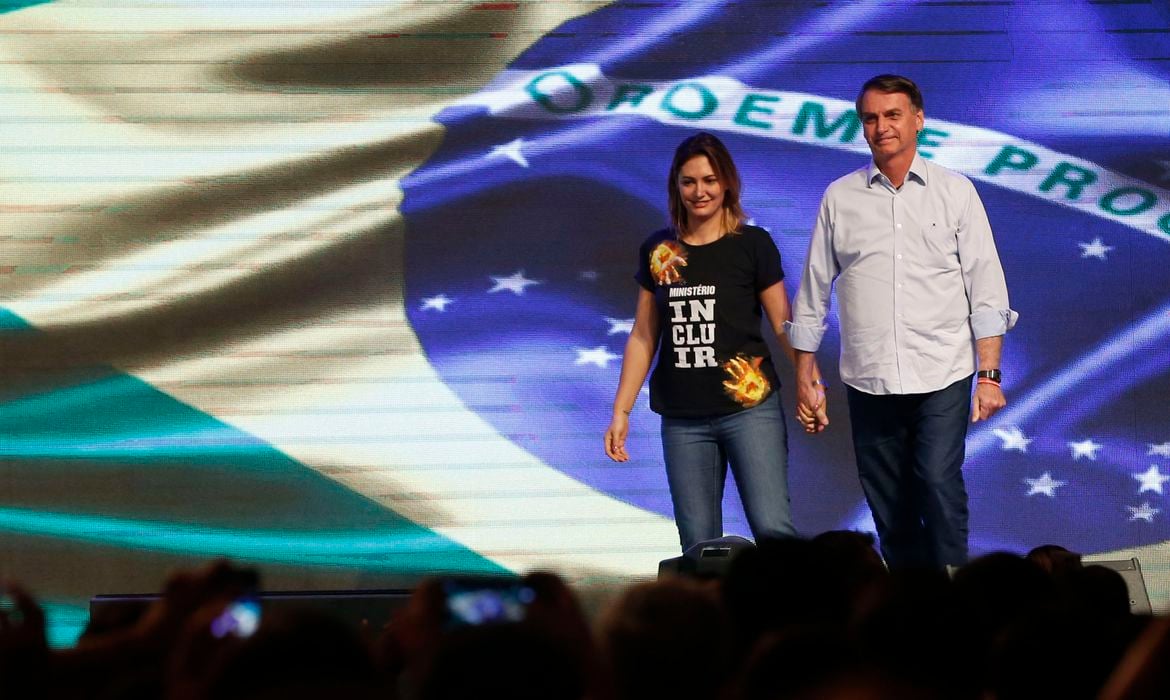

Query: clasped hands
left=796, top=381, right=829, bottom=434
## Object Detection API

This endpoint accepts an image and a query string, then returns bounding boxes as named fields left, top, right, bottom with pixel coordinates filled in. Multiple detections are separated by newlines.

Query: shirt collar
left=867, top=152, right=929, bottom=189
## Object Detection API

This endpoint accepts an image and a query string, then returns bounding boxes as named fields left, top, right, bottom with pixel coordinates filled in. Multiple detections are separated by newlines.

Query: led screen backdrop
left=2, top=0, right=1169, bottom=642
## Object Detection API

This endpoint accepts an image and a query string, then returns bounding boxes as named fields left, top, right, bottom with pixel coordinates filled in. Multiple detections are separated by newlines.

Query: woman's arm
left=760, top=281, right=827, bottom=432
left=605, top=288, right=659, bottom=461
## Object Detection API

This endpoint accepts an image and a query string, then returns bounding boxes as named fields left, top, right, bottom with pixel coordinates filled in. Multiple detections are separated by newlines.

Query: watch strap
left=977, top=369, right=1002, bottom=383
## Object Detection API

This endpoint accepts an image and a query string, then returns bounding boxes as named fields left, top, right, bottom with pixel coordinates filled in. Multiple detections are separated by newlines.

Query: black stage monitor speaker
left=1091, top=558, right=1153, bottom=615
left=658, top=535, right=756, bottom=578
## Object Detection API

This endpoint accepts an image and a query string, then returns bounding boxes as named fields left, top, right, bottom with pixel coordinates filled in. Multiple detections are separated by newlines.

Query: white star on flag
left=1068, top=438, right=1102, bottom=460
left=1149, top=442, right=1170, bottom=458
left=993, top=426, right=1032, bottom=452
left=605, top=317, right=634, bottom=335
left=490, top=138, right=529, bottom=167
left=1128, top=502, right=1160, bottom=523
left=419, top=294, right=453, bottom=312
left=1134, top=465, right=1170, bottom=494
left=488, top=271, right=540, bottom=295
left=575, top=346, right=619, bottom=368
left=1023, top=472, right=1066, bottom=497
left=1078, top=237, right=1114, bottom=260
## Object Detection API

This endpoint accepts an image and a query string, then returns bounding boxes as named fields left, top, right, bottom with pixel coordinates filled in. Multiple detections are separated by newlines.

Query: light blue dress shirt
left=786, top=154, right=1018, bottom=395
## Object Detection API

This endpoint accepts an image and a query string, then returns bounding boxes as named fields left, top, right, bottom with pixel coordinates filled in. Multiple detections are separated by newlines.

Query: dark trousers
left=845, top=376, right=972, bottom=569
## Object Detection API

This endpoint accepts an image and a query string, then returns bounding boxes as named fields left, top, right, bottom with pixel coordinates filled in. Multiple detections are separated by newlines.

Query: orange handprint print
left=722, top=355, right=771, bottom=407
left=649, top=241, right=687, bottom=285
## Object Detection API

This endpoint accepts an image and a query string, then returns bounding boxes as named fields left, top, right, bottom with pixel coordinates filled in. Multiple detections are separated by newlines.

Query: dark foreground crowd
left=1, top=533, right=1166, bottom=700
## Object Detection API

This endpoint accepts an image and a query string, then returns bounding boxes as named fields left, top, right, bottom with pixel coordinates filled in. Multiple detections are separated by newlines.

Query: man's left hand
left=971, top=382, right=1006, bottom=422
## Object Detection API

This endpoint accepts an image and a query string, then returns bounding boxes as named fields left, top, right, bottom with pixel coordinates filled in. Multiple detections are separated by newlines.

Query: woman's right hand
left=604, top=413, right=630, bottom=462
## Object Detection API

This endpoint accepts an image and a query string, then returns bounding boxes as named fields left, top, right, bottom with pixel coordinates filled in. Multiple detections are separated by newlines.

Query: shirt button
left=898, top=283, right=903, bottom=288
left=896, top=223, right=902, bottom=229
left=897, top=254, right=903, bottom=260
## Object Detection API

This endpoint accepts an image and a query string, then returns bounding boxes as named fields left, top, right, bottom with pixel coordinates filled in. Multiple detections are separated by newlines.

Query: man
left=786, top=74, right=1018, bottom=569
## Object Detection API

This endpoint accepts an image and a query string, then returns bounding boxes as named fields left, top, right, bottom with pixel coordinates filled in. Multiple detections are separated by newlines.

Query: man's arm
left=784, top=196, right=837, bottom=432
left=957, top=179, right=1017, bottom=341
left=971, top=335, right=1005, bottom=422
left=956, top=179, right=1017, bottom=423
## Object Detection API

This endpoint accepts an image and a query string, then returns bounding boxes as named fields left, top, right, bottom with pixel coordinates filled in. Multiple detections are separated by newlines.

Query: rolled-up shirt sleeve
left=785, top=195, right=838, bottom=352
left=959, top=179, right=1018, bottom=339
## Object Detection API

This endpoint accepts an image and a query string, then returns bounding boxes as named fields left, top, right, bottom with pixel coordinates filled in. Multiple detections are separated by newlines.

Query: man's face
left=859, top=89, right=923, bottom=164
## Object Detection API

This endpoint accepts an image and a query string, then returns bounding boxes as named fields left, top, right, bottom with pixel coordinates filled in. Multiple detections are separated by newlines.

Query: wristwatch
left=977, top=369, right=1002, bottom=383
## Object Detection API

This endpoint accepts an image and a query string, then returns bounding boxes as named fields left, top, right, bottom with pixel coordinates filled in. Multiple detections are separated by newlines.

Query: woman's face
left=677, top=155, right=725, bottom=226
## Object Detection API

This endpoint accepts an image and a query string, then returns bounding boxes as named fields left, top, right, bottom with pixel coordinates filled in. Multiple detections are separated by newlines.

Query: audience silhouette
left=0, top=537, right=1162, bottom=699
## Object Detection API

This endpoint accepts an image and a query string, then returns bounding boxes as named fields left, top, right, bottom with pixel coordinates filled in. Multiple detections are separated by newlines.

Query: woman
left=604, top=132, right=824, bottom=553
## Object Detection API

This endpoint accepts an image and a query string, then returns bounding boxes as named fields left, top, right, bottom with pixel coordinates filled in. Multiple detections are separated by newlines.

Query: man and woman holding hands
left=605, top=74, right=1017, bottom=570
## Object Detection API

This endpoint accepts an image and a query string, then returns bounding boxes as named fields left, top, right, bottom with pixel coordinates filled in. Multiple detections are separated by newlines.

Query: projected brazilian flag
left=3, top=0, right=1170, bottom=644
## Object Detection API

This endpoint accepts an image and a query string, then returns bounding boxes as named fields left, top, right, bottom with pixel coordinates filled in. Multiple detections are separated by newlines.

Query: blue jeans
left=660, top=392, right=796, bottom=552
left=846, top=376, right=972, bottom=569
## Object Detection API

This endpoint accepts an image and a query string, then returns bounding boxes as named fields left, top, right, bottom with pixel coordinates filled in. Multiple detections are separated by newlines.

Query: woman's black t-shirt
left=635, top=225, right=784, bottom=418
